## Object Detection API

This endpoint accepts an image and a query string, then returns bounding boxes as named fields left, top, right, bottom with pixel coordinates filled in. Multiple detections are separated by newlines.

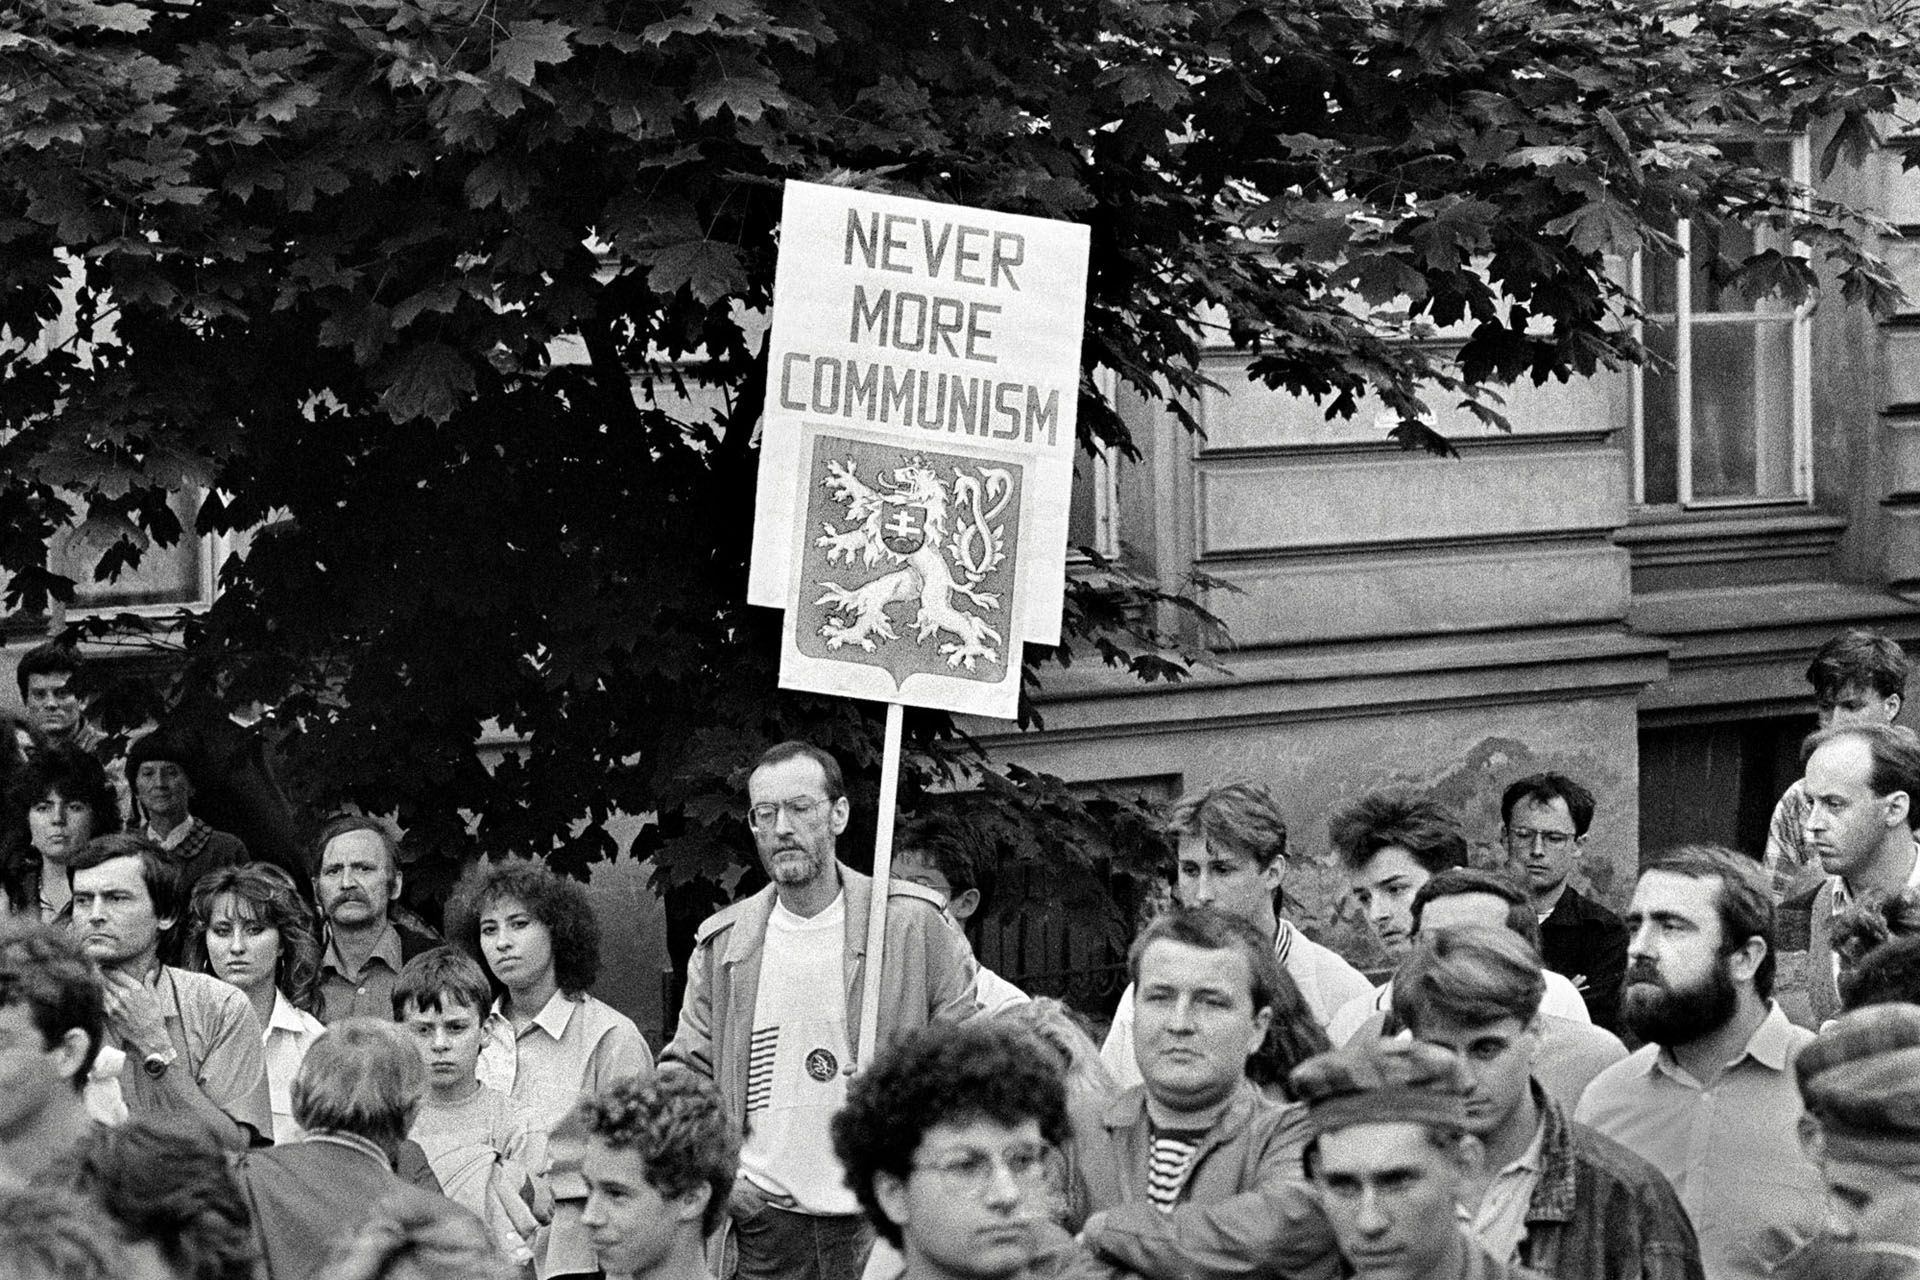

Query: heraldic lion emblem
left=812, top=456, right=1013, bottom=670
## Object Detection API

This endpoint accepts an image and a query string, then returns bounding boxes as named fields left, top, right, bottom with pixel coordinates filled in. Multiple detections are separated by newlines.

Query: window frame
left=1630, top=133, right=1814, bottom=510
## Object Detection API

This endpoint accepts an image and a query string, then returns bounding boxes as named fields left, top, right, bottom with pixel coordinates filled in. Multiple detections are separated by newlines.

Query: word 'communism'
left=776, top=209, right=1064, bottom=447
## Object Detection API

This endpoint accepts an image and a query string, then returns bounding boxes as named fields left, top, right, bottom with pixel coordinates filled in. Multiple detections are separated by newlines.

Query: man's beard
left=1623, top=955, right=1739, bottom=1046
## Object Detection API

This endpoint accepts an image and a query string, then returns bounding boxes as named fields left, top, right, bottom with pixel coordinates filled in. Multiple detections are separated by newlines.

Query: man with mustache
left=1800, top=723, right=1920, bottom=1026
left=1575, top=846, right=1824, bottom=1280
left=1500, top=773, right=1628, bottom=1033
left=662, top=740, right=977, bottom=1280
left=313, top=816, right=438, bottom=1024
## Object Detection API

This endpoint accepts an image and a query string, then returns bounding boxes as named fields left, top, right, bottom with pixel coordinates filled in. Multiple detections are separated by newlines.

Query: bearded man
left=1575, top=846, right=1825, bottom=1280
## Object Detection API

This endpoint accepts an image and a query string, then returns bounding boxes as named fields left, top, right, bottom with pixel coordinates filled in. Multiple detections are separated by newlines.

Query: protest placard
left=748, top=180, right=1089, bottom=720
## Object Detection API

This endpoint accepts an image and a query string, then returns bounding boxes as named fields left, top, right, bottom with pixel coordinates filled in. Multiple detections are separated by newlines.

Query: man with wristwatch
left=67, top=833, right=272, bottom=1148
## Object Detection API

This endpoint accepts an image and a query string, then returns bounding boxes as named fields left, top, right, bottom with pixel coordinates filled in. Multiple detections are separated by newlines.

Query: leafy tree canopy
left=2, top=0, right=1918, bottom=897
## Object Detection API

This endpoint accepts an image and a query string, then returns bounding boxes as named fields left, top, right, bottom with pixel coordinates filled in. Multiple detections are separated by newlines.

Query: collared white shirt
left=1465, top=1118, right=1546, bottom=1266
left=261, top=989, right=328, bottom=1145
left=477, top=989, right=652, bottom=1280
left=1576, top=1002, right=1823, bottom=1280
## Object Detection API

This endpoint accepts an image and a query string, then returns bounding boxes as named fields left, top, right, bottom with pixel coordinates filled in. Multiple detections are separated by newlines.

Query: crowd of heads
left=17, top=631, right=1920, bottom=1280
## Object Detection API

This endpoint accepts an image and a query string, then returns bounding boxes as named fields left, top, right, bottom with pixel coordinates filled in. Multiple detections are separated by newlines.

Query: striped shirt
left=1145, top=1125, right=1206, bottom=1213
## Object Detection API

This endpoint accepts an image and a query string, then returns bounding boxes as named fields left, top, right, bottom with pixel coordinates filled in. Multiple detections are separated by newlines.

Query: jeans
left=734, top=1205, right=875, bottom=1280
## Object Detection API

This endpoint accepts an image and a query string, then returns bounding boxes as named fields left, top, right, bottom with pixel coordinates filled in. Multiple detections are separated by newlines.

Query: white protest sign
left=748, top=181, right=1089, bottom=719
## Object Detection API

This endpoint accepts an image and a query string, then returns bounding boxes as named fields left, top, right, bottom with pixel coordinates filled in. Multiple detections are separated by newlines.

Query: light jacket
left=1073, top=1080, right=1309, bottom=1218
left=660, top=865, right=979, bottom=1122
left=1083, top=1086, right=1699, bottom=1280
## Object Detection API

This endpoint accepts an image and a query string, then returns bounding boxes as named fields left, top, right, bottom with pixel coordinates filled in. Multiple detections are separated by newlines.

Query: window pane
left=1067, top=453, right=1098, bottom=554
left=1641, top=321, right=1680, bottom=505
left=1644, top=241, right=1679, bottom=318
left=1689, top=320, right=1796, bottom=500
left=48, top=488, right=206, bottom=609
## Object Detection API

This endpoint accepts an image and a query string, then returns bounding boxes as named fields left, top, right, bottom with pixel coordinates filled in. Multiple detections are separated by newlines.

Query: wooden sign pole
left=855, top=700, right=904, bottom=1072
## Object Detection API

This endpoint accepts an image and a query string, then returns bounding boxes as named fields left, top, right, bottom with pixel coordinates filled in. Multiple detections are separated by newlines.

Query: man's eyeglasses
left=1506, top=827, right=1577, bottom=851
left=912, top=1143, right=1057, bottom=1194
left=745, top=795, right=831, bottom=831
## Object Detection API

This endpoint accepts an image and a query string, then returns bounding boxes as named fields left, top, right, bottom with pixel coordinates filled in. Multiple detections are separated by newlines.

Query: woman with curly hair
left=445, top=858, right=652, bottom=1280
left=192, top=863, right=328, bottom=1144
left=1, top=745, right=122, bottom=922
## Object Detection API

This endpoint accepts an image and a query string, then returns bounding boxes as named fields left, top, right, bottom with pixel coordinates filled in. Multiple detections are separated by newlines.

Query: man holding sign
left=661, top=741, right=979, bottom=1280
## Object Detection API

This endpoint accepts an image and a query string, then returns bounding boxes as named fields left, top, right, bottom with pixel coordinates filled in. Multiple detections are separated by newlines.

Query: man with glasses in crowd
left=1501, top=774, right=1628, bottom=1033
left=662, top=740, right=978, bottom=1280
left=834, top=1021, right=1074, bottom=1280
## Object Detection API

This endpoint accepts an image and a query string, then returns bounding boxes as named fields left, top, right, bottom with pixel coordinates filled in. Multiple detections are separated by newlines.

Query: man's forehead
left=1417, top=893, right=1508, bottom=931
left=1314, top=1121, right=1447, bottom=1174
left=1806, top=735, right=1876, bottom=784
left=1630, top=869, right=1718, bottom=918
left=581, top=1137, right=651, bottom=1183
left=1509, top=795, right=1576, bottom=830
left=1356, top=845, right=1426, bottom=886
left=322, top=829, right=391, bottom=867
left=25, top=672, right=72, bottom=691
left=1139, top=937, right=1252, bottom=988
left=72, top=855, right=148, bottom=896
left=1414, top=1011, right=1528, bottom=1048
left=749, top=755, right=829, bottom=797
left=1177, top=832, right=1260, bottom=867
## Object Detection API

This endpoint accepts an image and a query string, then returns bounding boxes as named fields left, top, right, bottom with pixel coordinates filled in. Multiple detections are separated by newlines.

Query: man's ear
left=948, top=888, right=981, bottom=923
left=1246, top=1003, right=1275, bottom=1058
left=873, top=1171, right=910, bottom=1235
left=830, top=796, right=850, bottom=838
left=1726, top=935, right=1768, bottom=987
left=673, top=1185, right=709, bottom=1226
left=51, top=1026, right=92, bottom=1084
left=1259, top=858, right=1284, bottom=897
left=1887, top=789, right=1912, bottom=832
left=388, top=866, right=404, bottom=902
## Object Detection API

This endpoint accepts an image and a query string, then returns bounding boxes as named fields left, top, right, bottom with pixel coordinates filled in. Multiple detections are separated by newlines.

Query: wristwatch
left=142, top=1047, right=179, bottom=1079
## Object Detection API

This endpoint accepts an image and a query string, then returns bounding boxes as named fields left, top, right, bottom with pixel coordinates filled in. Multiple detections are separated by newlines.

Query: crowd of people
left=3, top=630, right=1920, bottom=1280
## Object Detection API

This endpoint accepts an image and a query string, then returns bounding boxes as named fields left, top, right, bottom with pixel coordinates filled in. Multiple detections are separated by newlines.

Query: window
left=1066, top=369, right=1121, bottom=560
left=1632, top=136, right=1812, bottom=507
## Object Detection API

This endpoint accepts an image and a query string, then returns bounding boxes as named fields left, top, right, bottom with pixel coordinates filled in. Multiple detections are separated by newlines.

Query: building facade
left=963, top=126, right=1920, bottom=959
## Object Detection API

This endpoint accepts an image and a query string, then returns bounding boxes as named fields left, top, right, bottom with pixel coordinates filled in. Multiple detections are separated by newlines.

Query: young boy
left=893, top=814, right=1029, bottom=1015
left=579, top=1072, right=737, bottom=1280
left=393, top=947, right=548, bottom=1268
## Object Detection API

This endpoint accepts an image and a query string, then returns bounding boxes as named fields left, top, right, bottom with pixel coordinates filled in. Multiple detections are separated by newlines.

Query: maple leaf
left=1544, top=196, right=1645, bottom=256
left=689, top=55, right=788, bottom=121
left=492, top=20, right=574, bottom=87
left=377, top=343, right=476, bottom=424
left=648, top=239, right=747, bottom=306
